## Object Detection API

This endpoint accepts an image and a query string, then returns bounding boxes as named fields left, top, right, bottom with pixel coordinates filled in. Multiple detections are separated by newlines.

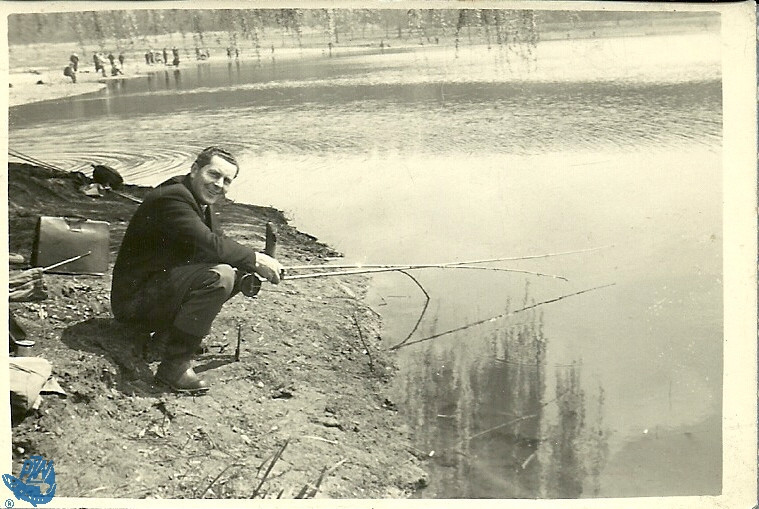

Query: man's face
left=189, top=155, right=237, bottom=205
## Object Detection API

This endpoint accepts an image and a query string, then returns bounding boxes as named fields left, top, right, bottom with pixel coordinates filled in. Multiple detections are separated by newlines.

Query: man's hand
left=255, top=252, right=284, bottom=284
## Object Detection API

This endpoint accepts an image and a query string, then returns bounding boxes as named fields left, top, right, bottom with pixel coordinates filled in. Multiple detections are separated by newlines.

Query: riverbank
left=8, top=12, right=717, bottom=108
left=10, top=58, right=177, bottom=107
left=7, top=45, right=380, bottom=107
left=8, top=70, right=106, bottom=107
left=8, top=162, right=428, bottom=499
left=8, top=43, right=385, bottom=108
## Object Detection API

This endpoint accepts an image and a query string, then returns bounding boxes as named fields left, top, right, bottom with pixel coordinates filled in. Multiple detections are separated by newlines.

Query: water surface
left=9, top=31, right=723, bottom=498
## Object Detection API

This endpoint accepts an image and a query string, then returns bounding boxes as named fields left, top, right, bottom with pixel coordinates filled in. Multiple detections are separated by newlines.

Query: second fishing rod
left=241, top=226, right=613, bottom=297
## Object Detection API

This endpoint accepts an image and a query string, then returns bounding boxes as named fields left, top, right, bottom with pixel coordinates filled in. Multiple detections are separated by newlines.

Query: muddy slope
left=8, top=162, right=427, bottom=499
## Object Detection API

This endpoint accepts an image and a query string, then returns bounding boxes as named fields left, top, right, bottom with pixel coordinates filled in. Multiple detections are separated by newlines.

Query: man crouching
left=111, top=146, right=283, bottom=393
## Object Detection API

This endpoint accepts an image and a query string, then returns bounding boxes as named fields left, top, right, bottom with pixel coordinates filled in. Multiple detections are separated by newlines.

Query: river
left=8, top=30, right=722, bottom=498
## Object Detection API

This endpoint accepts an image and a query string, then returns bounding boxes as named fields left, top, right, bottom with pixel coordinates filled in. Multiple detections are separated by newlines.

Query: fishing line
left=389, top=283, right=616, bottom=350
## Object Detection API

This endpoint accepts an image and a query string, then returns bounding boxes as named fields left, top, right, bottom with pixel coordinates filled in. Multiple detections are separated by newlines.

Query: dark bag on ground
left=31, top=216, right=110, bottom=275
left=92, top=164, right=123, bottom=189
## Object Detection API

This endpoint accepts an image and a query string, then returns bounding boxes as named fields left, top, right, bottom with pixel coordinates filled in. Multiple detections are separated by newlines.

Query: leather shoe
left=155, top=362, right=209, bottom=393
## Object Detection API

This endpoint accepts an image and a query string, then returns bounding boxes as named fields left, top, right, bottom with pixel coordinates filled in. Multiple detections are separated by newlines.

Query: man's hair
left=193, top=146, right=240, bottom=178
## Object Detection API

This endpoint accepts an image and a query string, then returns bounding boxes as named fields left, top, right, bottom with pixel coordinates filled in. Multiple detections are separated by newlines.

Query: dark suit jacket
left=111, top=174, right=256, bottom=323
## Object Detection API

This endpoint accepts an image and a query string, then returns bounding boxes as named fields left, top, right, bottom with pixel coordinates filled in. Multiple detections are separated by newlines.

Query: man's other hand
left=255, top=252, right=284, bottom=284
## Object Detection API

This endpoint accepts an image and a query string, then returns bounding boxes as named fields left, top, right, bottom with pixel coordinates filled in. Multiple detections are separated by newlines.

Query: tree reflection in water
left=395, top=285, right=609, bottom=498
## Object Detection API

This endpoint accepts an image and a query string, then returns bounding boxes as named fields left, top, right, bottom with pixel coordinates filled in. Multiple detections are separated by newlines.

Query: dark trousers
left=172, top=263, right=239, bottom=336
left=118, top=263, right=242, bottom=362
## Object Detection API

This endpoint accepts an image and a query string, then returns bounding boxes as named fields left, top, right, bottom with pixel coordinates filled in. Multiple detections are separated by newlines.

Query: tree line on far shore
left=9, top=8, right=711, bottom=52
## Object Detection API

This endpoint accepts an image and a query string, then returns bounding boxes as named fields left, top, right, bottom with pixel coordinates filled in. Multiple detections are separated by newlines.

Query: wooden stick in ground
left=265, top=222, right=277, bottom=257
left=234, top=322, right=242, bottom=362
left=243, top=222, right=279, bottom=298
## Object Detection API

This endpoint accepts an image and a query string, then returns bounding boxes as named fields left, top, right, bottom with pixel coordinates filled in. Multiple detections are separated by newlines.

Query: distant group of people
left=96, top=52, right=125, bottom=76
left=145, top=47, right=180, bottom=67
left=62, top=45, right=190, bottom=84
left=63, top=51, right=125, bottom=83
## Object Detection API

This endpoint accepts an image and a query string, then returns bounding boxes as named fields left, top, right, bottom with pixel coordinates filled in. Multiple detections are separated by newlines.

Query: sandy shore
left=8, top=47, right=348, bottom=108
left=9, top=71, right=105, bottom=107
left=8, top=58, right=164, bottom=107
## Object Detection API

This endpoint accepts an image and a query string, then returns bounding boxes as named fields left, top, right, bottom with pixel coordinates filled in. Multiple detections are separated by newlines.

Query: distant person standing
left=118, top=52, right=125, bottom=67
left=111, top=61, right=124, bottom=76
left=145, top=50, right=151, bottom=65
left=172, top=47, right=180, bottom=67
left=107, top=52, right=115, bottom=66
left=98, top=53, right=107, bottom=77
left=163, top=48, right=169, bottom=65
left=69, top=53, right=79, bottom=71
left=93, top=52, right=101, bottom=73
left=227, top=46, right=232, bottom=59
left=63, top=63, right=77, bottom=83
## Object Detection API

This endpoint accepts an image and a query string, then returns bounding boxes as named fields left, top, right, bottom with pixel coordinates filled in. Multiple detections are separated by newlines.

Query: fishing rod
left=10, top=252, right=92, bottom=297
left=284, top=245, right=613, bottom=272
left=280, top=245, right=615, bottom=281
left=41, top=252, right=92, bottom=272
left=10, top=148, right=143, bottom=204
left=107, top=188, right=142, bottom=204
left=9, top=148, right=66, bottom=173
left=248, top=245, right=617, bottom=291
left=285, top=265, right=568, bottom=281
left=242, top=225, right=569, bottom=294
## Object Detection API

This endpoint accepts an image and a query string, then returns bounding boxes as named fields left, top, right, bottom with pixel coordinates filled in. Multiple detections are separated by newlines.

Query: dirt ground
left=7, top=162, right=428, bottom=499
